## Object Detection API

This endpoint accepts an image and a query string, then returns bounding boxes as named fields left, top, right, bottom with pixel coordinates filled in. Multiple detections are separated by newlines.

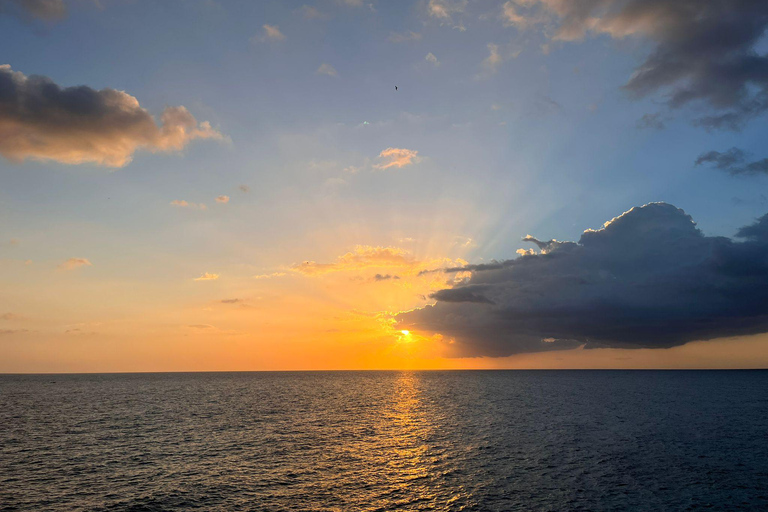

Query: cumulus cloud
left=316, top=63, right=338, bottom=76
left=398, top=202, right=768, bottom=357
left=58, top=258, right=92, bottom=270
left=425, top=52, right=440, bottom=67
left=170, top=200, right=207, bottom=210
left=696, top=148, right=768, bottom=176
left=0, top=65, right=222, bottom=167
left=505, top=0, right=768, bottom=130
left=216, top=195, right=230, bottom=203
left=194, top=272, right=219, bottom=281
left=373, top=147, right=420, bottom=170
left=254, top=24, right=285, bottom=43
left=0, top=0, right=65, bottom=20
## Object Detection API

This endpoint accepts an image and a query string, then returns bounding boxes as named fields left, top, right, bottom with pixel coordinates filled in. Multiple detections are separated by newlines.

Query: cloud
left=427, top=0, right=466, bottom=20
left=64, top=327, right=97, bottom=336
left=253, top=272, right=286, bottom=279
left=480, top=43, right=504, bottom=74
left=170, top=200, right=207, bottom=210
left=389, top=31, right=422, bottom=43
left=397, top=202, right=768, bottom=357
left=501, top=1, right=541, bottom=28
left=636, top=112, right=665, bottom=130
left=316, top=63, right=338, bottom=77
left=0, top=0, right=66, bottom=20
left=297, top=5, right=327, bottom=19
left=0, top=65, right=222, bottom=167
left=337, top=0, right=363, bottom=6
left=373, top=147, right=420, bottom=170
left=254, top=24, right=285, bottom=43
left=58, top=258, right=92, bottom=270
left=425, top=52, right=440, bottom=67
left=187, top=323, right=240, bottom=335
left=216, top=195, right=230, bottom=203
left=238, top=184, right=250, bottom=193
left=194, top=272, right=219, bottom=281
left=0, top=329, right=28, bottom=335
left=1, top=312, right=24, bottom=320
left=696, top=148, right=768, bottom=176
left=220, top=298, right=241, bottom=304
left=374, top=273, right=400, bottom=281
left=507, top=0, right=768, bottom=130
left=292, top=246, right=417, bottom=276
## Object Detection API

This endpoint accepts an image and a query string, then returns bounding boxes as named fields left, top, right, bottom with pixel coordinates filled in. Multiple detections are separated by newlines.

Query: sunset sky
left=2, top=0, right=768, bottom=371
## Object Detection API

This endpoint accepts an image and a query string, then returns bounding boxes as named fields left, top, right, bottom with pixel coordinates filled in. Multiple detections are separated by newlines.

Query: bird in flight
left=395, top=86, right=398, bottom=91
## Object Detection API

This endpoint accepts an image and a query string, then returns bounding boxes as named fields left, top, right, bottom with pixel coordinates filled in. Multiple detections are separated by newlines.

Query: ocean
left=1, top=370, right=767, bottom=511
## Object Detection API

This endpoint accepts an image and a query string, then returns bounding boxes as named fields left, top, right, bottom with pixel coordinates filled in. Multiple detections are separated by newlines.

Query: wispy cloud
left=59, top=258, right=92, bottom=271
left=170, top=200, right=207, bottom=210
left=253, top=272, right=286, bottom=279
left=373, top=147, right=420, bottom=170
left=194, top=272, right=219, bottom=281
left=238, top=184, right=250, bottom=193
left=696, top=148, right=768, bottom=176
left=216, top=195, right=230, bottom=203
left=296, top=5, right=327, bottom=19
left=425, top=52, right=440, bottom=67
left=316, top=63, right=338, bottom=76
left=253, top=24, right=285, bottom=43
left=427, top=0, right=467, bottom=30
left=0, top=329, right=29, bottom=336
left=481, top=43, right=502, bottom=73
left=388, top=31, right=421, bottom=43
left=1, top=0, right=66, bottom=20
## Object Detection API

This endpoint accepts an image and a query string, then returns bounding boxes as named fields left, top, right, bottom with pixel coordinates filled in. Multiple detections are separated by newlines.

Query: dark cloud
left=430, top=285, right=494, bottom=304
left=0, top=0, right=65, bottom=20
left=696, top=147, right=768, bottom=176
left=397, top=203, right=768, bottom=357
left=374, top=273, right=400, bottom=281
left=0, top=65, right=222, bottom=167
left=221, top=298, right=242, bottom=304
left=516, top=0, right=768, bottom=130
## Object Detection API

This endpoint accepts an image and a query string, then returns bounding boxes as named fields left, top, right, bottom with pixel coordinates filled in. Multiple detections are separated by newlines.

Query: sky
left=2, top=0, right=768, bottom=372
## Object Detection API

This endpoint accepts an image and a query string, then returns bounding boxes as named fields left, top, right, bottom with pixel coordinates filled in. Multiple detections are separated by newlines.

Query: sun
left=400, top=330, right=410, bottom=335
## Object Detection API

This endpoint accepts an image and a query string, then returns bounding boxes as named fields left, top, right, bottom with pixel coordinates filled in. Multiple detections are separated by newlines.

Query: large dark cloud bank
left=398, top=203, right=768, bottom=357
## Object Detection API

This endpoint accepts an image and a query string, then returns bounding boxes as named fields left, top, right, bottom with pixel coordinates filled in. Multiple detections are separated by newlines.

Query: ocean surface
left=1, top=370, right=767, bottom=511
